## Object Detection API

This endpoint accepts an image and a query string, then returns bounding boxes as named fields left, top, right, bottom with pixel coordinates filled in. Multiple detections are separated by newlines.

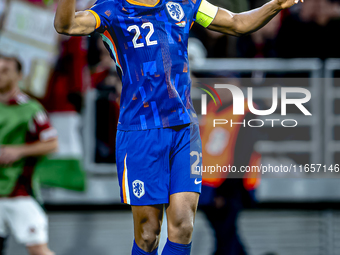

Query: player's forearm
left=18, top=139, right=58, bottom=158
left=54, top=0, right=77, bottom=34
left=233, top=0, right=282, bottom=35
left=211, top=0, right=282, bottom=36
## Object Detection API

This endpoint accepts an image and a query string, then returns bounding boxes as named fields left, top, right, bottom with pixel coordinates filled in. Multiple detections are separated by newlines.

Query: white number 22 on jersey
left=127, top=22, right=158, bottom=48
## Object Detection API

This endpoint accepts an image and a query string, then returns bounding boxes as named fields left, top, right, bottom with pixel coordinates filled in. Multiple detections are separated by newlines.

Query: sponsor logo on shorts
left=194, top=178, right=202, bottom=185
left=132, top=180, right=145, bottom=198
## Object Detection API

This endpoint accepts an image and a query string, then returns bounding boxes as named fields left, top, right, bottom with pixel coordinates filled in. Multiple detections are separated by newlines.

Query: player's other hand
left=0, top=146, right=23, bottom=166
left=275, top=0, right=304, bottom=9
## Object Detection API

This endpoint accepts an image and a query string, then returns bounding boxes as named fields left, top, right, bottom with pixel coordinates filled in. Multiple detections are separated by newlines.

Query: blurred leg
left=132, top=204, right=164, bottom=253
left=0, top=237, right=6, bottom=255
left=200, top=205, right=219, bottom=255
left=202, top=197, right=246, bottom=255
left=27, top=244, right=54, bottom=255
left=6, top=197, right=53, bottom=254
left=0, top=200, right=8, bottom=255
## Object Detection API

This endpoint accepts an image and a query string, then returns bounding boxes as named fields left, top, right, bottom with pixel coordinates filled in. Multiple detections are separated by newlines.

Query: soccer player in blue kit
left=54, top=0, right=303, bottom=254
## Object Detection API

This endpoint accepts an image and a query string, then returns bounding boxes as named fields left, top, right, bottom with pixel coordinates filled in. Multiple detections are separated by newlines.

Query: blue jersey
left=89, top=0, right=202, bottom=130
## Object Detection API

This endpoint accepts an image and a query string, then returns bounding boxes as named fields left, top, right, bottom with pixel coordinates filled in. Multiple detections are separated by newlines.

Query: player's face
left=0, top=58, right=20, bottom=90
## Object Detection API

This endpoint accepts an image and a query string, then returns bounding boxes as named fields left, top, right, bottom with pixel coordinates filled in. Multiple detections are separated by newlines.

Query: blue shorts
left=116, top=123, right=202, bottom=206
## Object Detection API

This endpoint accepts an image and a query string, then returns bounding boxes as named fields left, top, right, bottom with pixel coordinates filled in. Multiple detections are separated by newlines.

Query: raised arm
left=54, top=0, right=97, bottom=36
left=205, top=0, right=303, bottom=36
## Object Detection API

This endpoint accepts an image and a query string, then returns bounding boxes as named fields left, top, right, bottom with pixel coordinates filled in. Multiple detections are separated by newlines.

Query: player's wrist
left=271, top=0, right=284, bottom=11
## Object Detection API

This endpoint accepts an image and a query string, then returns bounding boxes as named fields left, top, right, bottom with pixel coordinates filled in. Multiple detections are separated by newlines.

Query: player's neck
left=131, top=0, right=159, bottom=6
left=0, top=85, right=19, bottom=104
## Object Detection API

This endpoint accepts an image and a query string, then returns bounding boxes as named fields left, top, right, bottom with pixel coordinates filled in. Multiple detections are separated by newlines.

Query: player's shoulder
left=92, top=0, right=117, bottom=7
left=17, top=93, right=44, bottom=112
left=164, top=0, right=198, bottom=6
left=93, top=0, right=114, bottom=5
left=25, top=98, right=50, bottom=125
left=163, top=0, right=199, bottom=15
left=91, top=0, right=120, bottom=15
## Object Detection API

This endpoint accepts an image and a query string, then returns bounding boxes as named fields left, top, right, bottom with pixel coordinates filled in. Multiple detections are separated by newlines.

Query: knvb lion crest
left=166, top=2, right=184, bottom=22
left=132, top=180, right=145, bottom=198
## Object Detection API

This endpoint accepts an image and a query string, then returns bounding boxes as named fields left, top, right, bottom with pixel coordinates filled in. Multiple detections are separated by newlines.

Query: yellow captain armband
left=86, top=10, right=101, bottom=30
left=195, top=0, right=218, bottom=28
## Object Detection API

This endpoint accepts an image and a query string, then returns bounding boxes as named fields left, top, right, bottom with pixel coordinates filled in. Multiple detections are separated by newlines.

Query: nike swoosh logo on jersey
left=195, top=179, right=202, bottom=185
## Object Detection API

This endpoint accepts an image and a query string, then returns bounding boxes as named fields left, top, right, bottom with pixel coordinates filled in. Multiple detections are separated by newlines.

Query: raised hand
left=276, top=0, right=304, bottom=10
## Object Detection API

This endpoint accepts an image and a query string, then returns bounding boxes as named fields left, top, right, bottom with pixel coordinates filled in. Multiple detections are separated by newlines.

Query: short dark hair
left=9, top=57, right=23, bottom=74
left=0, top=55, right=23, bottom=73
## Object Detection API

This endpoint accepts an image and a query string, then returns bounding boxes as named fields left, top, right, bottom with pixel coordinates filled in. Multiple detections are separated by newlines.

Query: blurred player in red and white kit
left=0, top=56, right=57, bottom=255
